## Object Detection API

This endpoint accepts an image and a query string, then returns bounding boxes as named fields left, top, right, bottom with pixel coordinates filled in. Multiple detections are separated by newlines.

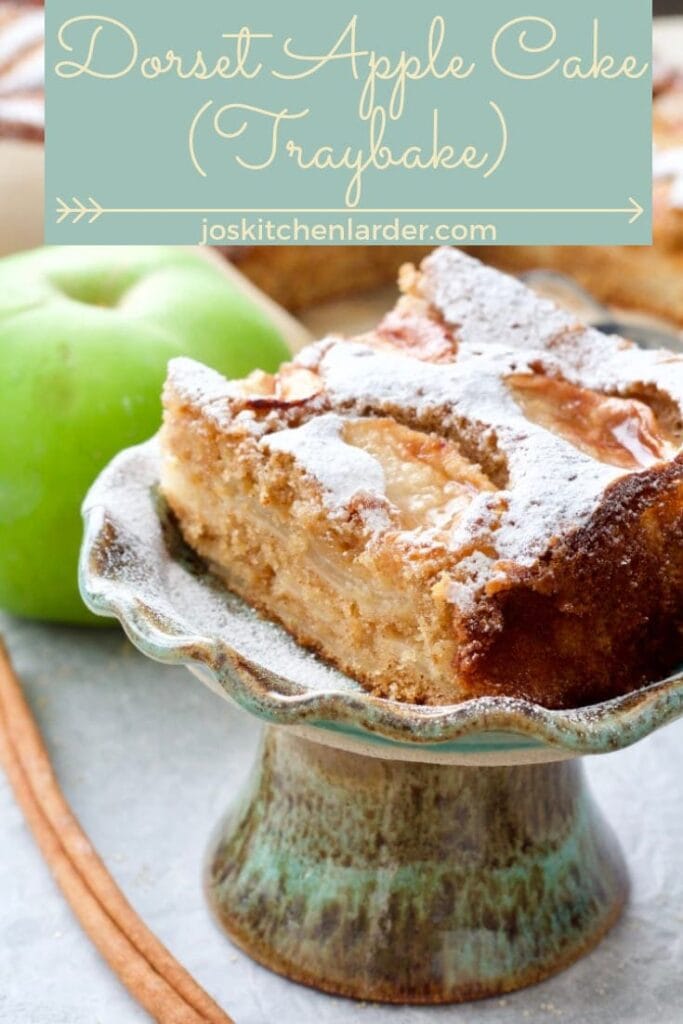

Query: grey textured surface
left=0, top=612, right=682, bottom=1024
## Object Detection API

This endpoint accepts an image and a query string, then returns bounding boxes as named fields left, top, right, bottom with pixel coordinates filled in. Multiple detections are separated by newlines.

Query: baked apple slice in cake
left=161, top=249, right=683, bottom=709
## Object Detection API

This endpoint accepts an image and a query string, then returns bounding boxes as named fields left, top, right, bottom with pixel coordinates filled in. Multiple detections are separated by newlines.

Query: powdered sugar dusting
left=0, top=93, right=42, bottom=128
left=654, top=145, right=683, bottom=209
left=0, top=5, right=44, bottom=133
left=0, top=7, right=43, bottom=90
left=315, top=338, right=620, bottom=591
left=653, top=145, right=683, bottom=180
left=0, top=46, right=42, bottom=95
left=421, top=247, right=578, bottom=352
left=165, top=249, right=683, bottom=614
left=166, top=356, right=245, bottom=427
left=262, top=413, right=391, bottom=531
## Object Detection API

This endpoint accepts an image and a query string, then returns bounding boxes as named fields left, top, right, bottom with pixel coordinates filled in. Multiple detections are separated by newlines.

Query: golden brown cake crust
left=161, top=249, right=683, bottom=709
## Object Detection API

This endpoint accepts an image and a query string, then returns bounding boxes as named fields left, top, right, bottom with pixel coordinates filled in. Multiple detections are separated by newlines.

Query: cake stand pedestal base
left=206, top=727, right=627, bottom=1004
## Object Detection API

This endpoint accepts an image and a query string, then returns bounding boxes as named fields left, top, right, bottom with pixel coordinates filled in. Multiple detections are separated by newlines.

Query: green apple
left=0, top=245, right=290, bottom=624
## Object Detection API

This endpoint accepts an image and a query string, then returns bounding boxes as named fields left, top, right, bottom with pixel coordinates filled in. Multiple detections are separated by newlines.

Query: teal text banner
left=45, top=0, right=653, bottom=245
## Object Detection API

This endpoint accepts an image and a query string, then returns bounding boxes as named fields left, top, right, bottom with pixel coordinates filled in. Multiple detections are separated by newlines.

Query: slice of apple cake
left=160, top=248, right=683, bottom=708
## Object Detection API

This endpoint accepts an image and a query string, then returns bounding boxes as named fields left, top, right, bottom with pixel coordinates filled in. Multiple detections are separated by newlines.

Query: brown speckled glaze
left=206, top=728, right=627, bottom=1003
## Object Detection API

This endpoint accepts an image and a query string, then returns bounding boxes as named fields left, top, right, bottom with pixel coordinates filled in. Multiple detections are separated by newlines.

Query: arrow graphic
left=621, top=196, right=644, bottom=224
left=56, top=196, right=104, bottom=225
left=55, top=196, right=645, bottom=225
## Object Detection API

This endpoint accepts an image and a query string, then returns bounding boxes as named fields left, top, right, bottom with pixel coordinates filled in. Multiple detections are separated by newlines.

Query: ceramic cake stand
left=80, top=437, right=683, bottom=1005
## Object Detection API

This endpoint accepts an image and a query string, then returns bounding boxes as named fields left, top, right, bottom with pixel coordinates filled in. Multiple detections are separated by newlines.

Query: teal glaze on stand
left=79, top=438, right=683, bottom=1004
left=206, top=729, right=627, bottom=1003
